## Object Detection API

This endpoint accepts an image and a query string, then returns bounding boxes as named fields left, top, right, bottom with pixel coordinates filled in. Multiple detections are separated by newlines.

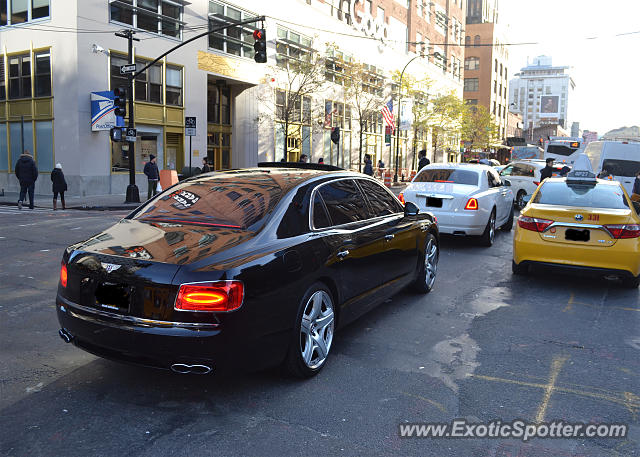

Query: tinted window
left=312, top=193, right=331, bottom=229
left=414, top=169, right=479, bottom=186
left=547, top=144, right=578, bottom=156
left=602, top=159, right=640, bottom=177
left=132, top=172, right=309, bottom=230
left=500, top=164, right=513, bottom=176
left=318, top=179, right=369, bottom=226
left=277, top=186, right=310, bottom=238
left=357, top=179, right=403, bottom=217
left=533, top=182, right=629, bottom=209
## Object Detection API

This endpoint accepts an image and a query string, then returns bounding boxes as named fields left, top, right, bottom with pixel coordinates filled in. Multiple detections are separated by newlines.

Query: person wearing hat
left=51, top=163, right=68, bottom=210
left=143, top=154, right=160, bottom=200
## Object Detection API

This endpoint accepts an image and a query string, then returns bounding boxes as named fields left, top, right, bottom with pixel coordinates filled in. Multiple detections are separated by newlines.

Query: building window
left=276, top=27, right=313, bottom=69
left=473, top=35, right=480, bottom=47
left=494, top=59, right=498, bottom=72
left=464, top=57, right=479, bottom=71
left=34, top=51, right=51, bottom=97
left=208, top=1, right=257, bottom=58
left=361, top=64, right=384, bottom=96
left=135, top=59, right=163, bottom=103
left=493, top=81, right=497, bottom=94
left=0, top=57, right=5, bottom=100
left=465, top=36, right=470, bottom=47
left=208, top=82, right=231, bottom=125
left=466, top=99, right=478, bottom=105
left=166, top=65, right=182, bottom=105
left=110, top=55, right=129, bottom=92
left=325, top=48, right=351, bottom=85
left=0, top=0, right=49, bottom=26
left=8, top=54, right=30, bottom=99
left=276, top=90, right=311, bottom=124
left=109, top=0, right=184, bottom=39
left=464, top=78, right=479, bottom=92
left=435, top=9, right=448, bottom=34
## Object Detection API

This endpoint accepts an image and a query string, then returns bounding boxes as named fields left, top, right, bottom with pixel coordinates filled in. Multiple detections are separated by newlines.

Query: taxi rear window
left=533, top=181, right=629, bottom=209
left=414, top=169, right=479, bottom=186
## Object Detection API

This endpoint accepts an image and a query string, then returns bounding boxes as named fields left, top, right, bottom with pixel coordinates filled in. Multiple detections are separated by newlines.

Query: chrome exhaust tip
left=58, top=328, right=73, bottom=343
left=170, top=363, right=212, bottom=375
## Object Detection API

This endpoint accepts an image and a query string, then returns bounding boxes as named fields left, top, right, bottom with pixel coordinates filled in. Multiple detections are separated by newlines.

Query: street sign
left=120, top=64, right=137, bottom=75
left=185, top=117, right=196, bottom=136
left=125, top=128, right=137, bottom=142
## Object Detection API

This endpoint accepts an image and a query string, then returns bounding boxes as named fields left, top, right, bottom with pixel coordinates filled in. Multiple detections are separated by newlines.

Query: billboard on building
left=540, top=95, right=559, bottom=114
left=91, top=91, right=120, bottom=131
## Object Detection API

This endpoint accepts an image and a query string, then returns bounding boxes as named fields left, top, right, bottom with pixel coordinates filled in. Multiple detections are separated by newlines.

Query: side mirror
left=404, top=201, right=419, bottom=217
left=503, top=179, right=511, bottom=186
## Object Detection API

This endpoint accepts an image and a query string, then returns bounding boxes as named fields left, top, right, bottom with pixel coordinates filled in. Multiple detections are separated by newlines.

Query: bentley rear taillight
left=60, top=263, right=68, bottom=288
left=517, top=216, right=554, bottom=232
left=604, top=224, right=640, bottom=239
left=175, top=281, right=244, bottom=312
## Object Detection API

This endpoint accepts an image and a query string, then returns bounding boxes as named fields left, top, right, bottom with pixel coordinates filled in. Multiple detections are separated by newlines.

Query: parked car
left=584, top=140, right=640, bottom=196
left=56, top=165, right=439, bottom=378
left=500, top=160, right=568, bottom=208
left=400, top=164, right=514, bottom=246
left=513, top=166, right=640, bottom=288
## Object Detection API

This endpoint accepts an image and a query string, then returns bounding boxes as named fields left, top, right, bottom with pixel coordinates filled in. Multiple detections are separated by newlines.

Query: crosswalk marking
left=0, top=206, right=53, bottom=215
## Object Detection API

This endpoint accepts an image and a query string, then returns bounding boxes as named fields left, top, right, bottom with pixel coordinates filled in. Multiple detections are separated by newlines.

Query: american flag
left=381, top=99, right=395, bottom=131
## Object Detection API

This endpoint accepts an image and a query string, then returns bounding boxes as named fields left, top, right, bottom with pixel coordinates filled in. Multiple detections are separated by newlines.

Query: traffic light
left=110, top=127, right=123, bottom=142
left=113, top=87, right=127, bottom=118
left=331, top=127, right=340, bottom=144
left=253, top=29, right=267, bottom=63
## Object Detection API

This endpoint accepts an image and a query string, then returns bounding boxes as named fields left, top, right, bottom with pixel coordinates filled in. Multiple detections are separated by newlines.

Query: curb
left=0, top=201, right=140, bottom=211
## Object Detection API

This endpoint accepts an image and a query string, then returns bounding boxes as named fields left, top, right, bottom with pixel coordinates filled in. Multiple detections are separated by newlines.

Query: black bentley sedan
left=57, top=164, right=439, bottom=378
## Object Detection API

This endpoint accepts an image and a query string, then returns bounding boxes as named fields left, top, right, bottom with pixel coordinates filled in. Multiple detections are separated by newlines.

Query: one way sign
left=120, top=64, right=136, bottom=75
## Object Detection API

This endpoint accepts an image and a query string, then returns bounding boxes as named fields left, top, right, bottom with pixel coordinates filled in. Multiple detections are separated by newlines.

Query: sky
left=500, top=0, right=640, bottom=135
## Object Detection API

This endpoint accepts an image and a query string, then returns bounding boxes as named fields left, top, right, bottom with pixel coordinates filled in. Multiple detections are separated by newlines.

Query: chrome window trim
left=308, top=176, right=403, bottom=232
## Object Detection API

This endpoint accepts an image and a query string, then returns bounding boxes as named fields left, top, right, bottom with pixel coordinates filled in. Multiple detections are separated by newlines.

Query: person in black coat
left=418, top=149, right=430, bottom=170
left=363, top=154, right=374, bottom=176
left=51, top=163, right=68, bottom=210
left=201, top=157, right=211, bottom=173
left=143, top=154, right=160, bottom=200
left=14, top=150, right=38, bottom=210
left=540, top=158, right=555, bottom=181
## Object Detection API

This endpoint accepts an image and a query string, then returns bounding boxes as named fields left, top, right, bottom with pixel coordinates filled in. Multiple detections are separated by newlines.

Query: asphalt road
left=0, top=207, right=638, bottom=456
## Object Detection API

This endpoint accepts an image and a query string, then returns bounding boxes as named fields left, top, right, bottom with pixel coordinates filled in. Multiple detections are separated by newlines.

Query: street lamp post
left=394, top=54, right=429, bottom=183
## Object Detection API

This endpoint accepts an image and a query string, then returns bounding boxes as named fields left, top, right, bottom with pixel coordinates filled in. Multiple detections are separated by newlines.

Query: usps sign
left=91, top=91, right=123, bottom=131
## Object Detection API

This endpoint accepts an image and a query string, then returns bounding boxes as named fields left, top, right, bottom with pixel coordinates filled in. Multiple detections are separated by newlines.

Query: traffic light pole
left=115, top=16, right=264, bottom=202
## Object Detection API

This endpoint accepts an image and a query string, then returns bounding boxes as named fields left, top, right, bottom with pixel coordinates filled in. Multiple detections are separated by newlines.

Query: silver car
left=401, top=164, right=515, bottom=246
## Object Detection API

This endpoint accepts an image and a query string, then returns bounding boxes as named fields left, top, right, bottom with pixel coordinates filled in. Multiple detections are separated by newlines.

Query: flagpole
left=394, top=54, right=425, bottom=183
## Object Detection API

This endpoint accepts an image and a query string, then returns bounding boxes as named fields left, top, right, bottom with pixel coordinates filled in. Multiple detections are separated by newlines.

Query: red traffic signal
left=253, top=29, right=267, bottom=63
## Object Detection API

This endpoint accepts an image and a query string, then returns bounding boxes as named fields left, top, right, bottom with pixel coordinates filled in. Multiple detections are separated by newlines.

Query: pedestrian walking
left=51, top=163, right=68, bottom=210
left=143, top=154, right=160, bottom=200
left=418, top=149, right=430, bottom=170
left=631, top=170, right=640, bottom=202
left=201, top=157, right=211, bottom=173
left=363, top=154, right=374, bottom=176
left=318, top=157, right=324, bottom=164
left=540, top=158, right=555, bottom=181
left=299, top=154, right=308, bottom=163
left=15, top=150, right=38, bottom=210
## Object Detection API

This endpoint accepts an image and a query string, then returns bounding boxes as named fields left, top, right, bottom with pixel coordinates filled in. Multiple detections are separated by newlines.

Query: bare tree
left=460, top=104, right=500, bottom=151
left=257, top=47, right=326, bottom=162
left=343, top=61, right=384, bottom=172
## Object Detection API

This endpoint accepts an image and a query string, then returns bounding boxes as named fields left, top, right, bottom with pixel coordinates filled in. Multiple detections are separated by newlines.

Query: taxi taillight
left=517, top=216, right=554, bottom=232
left=604, top=224, right=640, bottom=239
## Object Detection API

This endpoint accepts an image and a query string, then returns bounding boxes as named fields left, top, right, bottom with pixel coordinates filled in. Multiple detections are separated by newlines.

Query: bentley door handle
left=336, top=250, right=350, bottom=259
left=384, top=234, right=395, bottom=241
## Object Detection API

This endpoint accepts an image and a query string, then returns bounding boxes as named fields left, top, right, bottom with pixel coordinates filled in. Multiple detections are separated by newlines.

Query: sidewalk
left=0, top=191, right=143, bottom=211
left=0, top=183, right=407, bottom=211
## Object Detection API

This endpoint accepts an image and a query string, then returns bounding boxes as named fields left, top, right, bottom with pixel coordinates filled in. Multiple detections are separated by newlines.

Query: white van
left=584, top=141, right=640, bottom=195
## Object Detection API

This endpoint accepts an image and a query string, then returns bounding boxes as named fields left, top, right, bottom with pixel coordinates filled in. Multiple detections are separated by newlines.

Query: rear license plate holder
left=94, top=282, right=131, bottom=312
left=425, top=197, right=443, bottom=208
left=565, top=228, right=590, bottom=242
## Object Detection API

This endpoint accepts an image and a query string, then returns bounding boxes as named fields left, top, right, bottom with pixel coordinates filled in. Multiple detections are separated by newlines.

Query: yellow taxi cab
left=512, top=156, right=640, bottom=288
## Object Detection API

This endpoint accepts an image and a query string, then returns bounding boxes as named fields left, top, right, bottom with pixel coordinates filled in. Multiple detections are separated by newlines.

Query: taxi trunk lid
left=526, top=204, right=635, bottom=247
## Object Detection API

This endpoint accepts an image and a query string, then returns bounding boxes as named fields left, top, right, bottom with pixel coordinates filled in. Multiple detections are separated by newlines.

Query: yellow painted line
left=535, top=355, right=569, bottom=423
left=563, top=292, right=640, bottom=313
left=399, top=392, right=447, bottom=414
left=472, top=374, right=640, bottom=416
left=562, top=293, right=574, bottom=312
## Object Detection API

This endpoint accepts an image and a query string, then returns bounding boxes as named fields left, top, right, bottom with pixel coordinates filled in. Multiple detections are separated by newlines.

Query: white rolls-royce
left=400, top=164, right=515, bottom=246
